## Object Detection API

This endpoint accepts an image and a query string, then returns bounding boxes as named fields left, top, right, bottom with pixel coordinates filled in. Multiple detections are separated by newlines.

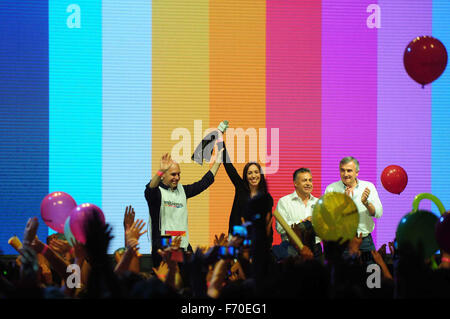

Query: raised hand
left=217, top=120, right=229, bottom=133
left=125, top=219, right=147, bottom=246
left=152, top=260, right=169, bottom=281
left=345, top=186, right=354, bottom=198
left=371, top=249, right=384, bottom=266
left=361, top=187, right=370, bottom=205
left=23, top=217, right=39, bottom=246
left=28, top=237, right=45, bottom=254
left=123, top=205, right=135, bottom=231
left=49, top=238, right=71, bottom=256
left=371, top=250, right=393, bottom=280
left=210, top=148, right=224, bottom=176
left=84, top=213, right=114, bottom=266
left=214, top=233, right=228, bottom=246
left=207, top=259, right=230, bottom=299
left=156, top=247, right=180, bottom=289
left=160, top=153, right=174, bottom=172
left=378, top=243, right=387, bottom=260
left=171, top=236, right=182, bottom=249
left=388, top=241, right=395, bottom=256
left=213, top=147, right=224, bottom=164
left=70, top=238, right=86, bottom=263
left=348, top=233, right=363, bottom=257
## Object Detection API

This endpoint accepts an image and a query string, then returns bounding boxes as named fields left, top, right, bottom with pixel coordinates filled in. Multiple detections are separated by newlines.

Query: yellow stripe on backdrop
left=209, top=0, right=267, bottom=245
left=152, top=0, right=210, bottom=249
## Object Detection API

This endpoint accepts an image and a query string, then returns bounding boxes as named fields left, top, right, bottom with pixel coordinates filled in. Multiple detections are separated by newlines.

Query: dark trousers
left=359, top=234, right=376, bottom=252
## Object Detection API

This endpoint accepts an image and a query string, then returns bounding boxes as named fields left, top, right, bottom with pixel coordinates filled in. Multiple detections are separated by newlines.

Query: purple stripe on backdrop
left=376, top=2, right=432, bottom=248
left=321, top=2, right=378, bottom=244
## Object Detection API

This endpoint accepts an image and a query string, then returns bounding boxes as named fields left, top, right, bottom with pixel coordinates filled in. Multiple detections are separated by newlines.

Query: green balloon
left=396, top=210, right=439, bottom=258
left=412, top=193, right=446, bottom=215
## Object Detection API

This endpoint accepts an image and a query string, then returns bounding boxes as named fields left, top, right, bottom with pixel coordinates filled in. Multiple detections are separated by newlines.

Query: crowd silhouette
left=1, top=195, right=450, bottom=300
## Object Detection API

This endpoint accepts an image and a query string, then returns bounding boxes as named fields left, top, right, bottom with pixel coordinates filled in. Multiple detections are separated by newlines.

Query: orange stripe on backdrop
left=152, top=0, right=210, bottom=249
left=209, top=0, right=266, bottom=245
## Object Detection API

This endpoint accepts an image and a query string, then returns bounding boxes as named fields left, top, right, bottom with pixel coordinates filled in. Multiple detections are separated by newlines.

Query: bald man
left=145, top=152, right=222, bottom=267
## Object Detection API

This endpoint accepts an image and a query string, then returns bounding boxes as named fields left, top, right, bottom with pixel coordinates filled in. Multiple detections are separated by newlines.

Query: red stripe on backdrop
left=266, top=1, right=322, bottom=245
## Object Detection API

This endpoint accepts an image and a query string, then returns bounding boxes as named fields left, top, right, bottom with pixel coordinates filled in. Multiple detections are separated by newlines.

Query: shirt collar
left=159, top=181, right=178, bottom=191
left=339, top=179, right=360, bottom=189
left=291, top=191, right=315, bottom=202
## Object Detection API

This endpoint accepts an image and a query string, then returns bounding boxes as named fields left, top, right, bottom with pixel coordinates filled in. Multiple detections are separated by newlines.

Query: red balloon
left=404, top=36, right=447, bottom=86
left=381, top=165, right=408, bottom=195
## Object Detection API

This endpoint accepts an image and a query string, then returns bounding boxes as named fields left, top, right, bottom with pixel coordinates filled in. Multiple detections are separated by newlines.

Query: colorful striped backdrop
left=1, top=0, right=450, bottom=254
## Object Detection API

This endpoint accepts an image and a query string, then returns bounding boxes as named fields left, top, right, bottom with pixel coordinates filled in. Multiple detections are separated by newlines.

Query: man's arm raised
left=149, top=153, right=173, bottom=189
left=209, top=148, right=223, bottom=177
left=183, top=149, right=223, bottom=199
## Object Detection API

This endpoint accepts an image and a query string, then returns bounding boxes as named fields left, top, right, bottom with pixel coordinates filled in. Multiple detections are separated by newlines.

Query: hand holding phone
left=232, top=225, right=248, bottom=238
left=160, top=235, right=172, bottom=248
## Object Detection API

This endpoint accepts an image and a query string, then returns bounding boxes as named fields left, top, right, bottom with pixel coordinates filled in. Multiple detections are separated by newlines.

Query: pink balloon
left=69, top=203, right=105, bottom=244
left=41, top=192, right=77, bottom=233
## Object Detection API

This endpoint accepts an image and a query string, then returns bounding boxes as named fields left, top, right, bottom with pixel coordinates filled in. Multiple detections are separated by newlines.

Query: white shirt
left=159, top=183, right=189, bottom=249
left=324, top=179, right=383, bottom=237
left=276, top=191, right=321, bottom=244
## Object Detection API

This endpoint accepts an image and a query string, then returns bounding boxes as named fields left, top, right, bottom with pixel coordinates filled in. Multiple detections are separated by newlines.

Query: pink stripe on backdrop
left=376, top=1, right=432, bottom=248
left=321, top=1, right=378, bottom=244
left=266, top=1, right=322, bottom=245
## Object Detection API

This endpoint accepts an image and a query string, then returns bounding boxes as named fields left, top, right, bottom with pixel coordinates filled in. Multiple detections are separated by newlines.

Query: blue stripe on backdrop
left=49, top=0, right=102, bottom=236
left=102, top=1, right=152, bottom=254
left=432, top=1, right=450, bottom=216
left=0, top=1, right=49, bottom=254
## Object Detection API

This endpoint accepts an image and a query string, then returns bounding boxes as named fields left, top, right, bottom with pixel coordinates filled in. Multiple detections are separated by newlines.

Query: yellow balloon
left=312, top=192, right=359, bottom=242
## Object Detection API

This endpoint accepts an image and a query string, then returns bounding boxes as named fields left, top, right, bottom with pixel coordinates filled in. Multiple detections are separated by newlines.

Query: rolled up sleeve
left=275, top=199, right=292, bottom=236
left=369, top=183, right=383, bottom=218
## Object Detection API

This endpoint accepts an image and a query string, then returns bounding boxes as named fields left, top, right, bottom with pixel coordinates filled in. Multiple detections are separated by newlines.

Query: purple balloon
left=436, top=212, right=450, bottom=254
left=69, top=203, right=105, bottom=244
left=41, top=192, right=77, bottom=233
